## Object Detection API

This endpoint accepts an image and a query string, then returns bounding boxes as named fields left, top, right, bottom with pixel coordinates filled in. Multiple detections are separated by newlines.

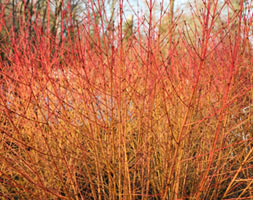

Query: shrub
left=0, top=0, right=252, bottom=199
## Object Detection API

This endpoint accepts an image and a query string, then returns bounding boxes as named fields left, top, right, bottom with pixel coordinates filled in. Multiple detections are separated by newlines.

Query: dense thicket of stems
left=0, top=0, right=252, bottom=199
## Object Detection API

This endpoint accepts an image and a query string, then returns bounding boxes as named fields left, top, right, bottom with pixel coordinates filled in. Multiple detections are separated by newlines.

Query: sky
left=115, top=0, right=190, bottom=25
left=117, top=0, right=252, bottom=44
left=126, top=0, right=189, bottom=14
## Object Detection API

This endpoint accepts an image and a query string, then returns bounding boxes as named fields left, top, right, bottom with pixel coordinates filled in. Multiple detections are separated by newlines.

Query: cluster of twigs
left=0, top=0, right=252, bottom=199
